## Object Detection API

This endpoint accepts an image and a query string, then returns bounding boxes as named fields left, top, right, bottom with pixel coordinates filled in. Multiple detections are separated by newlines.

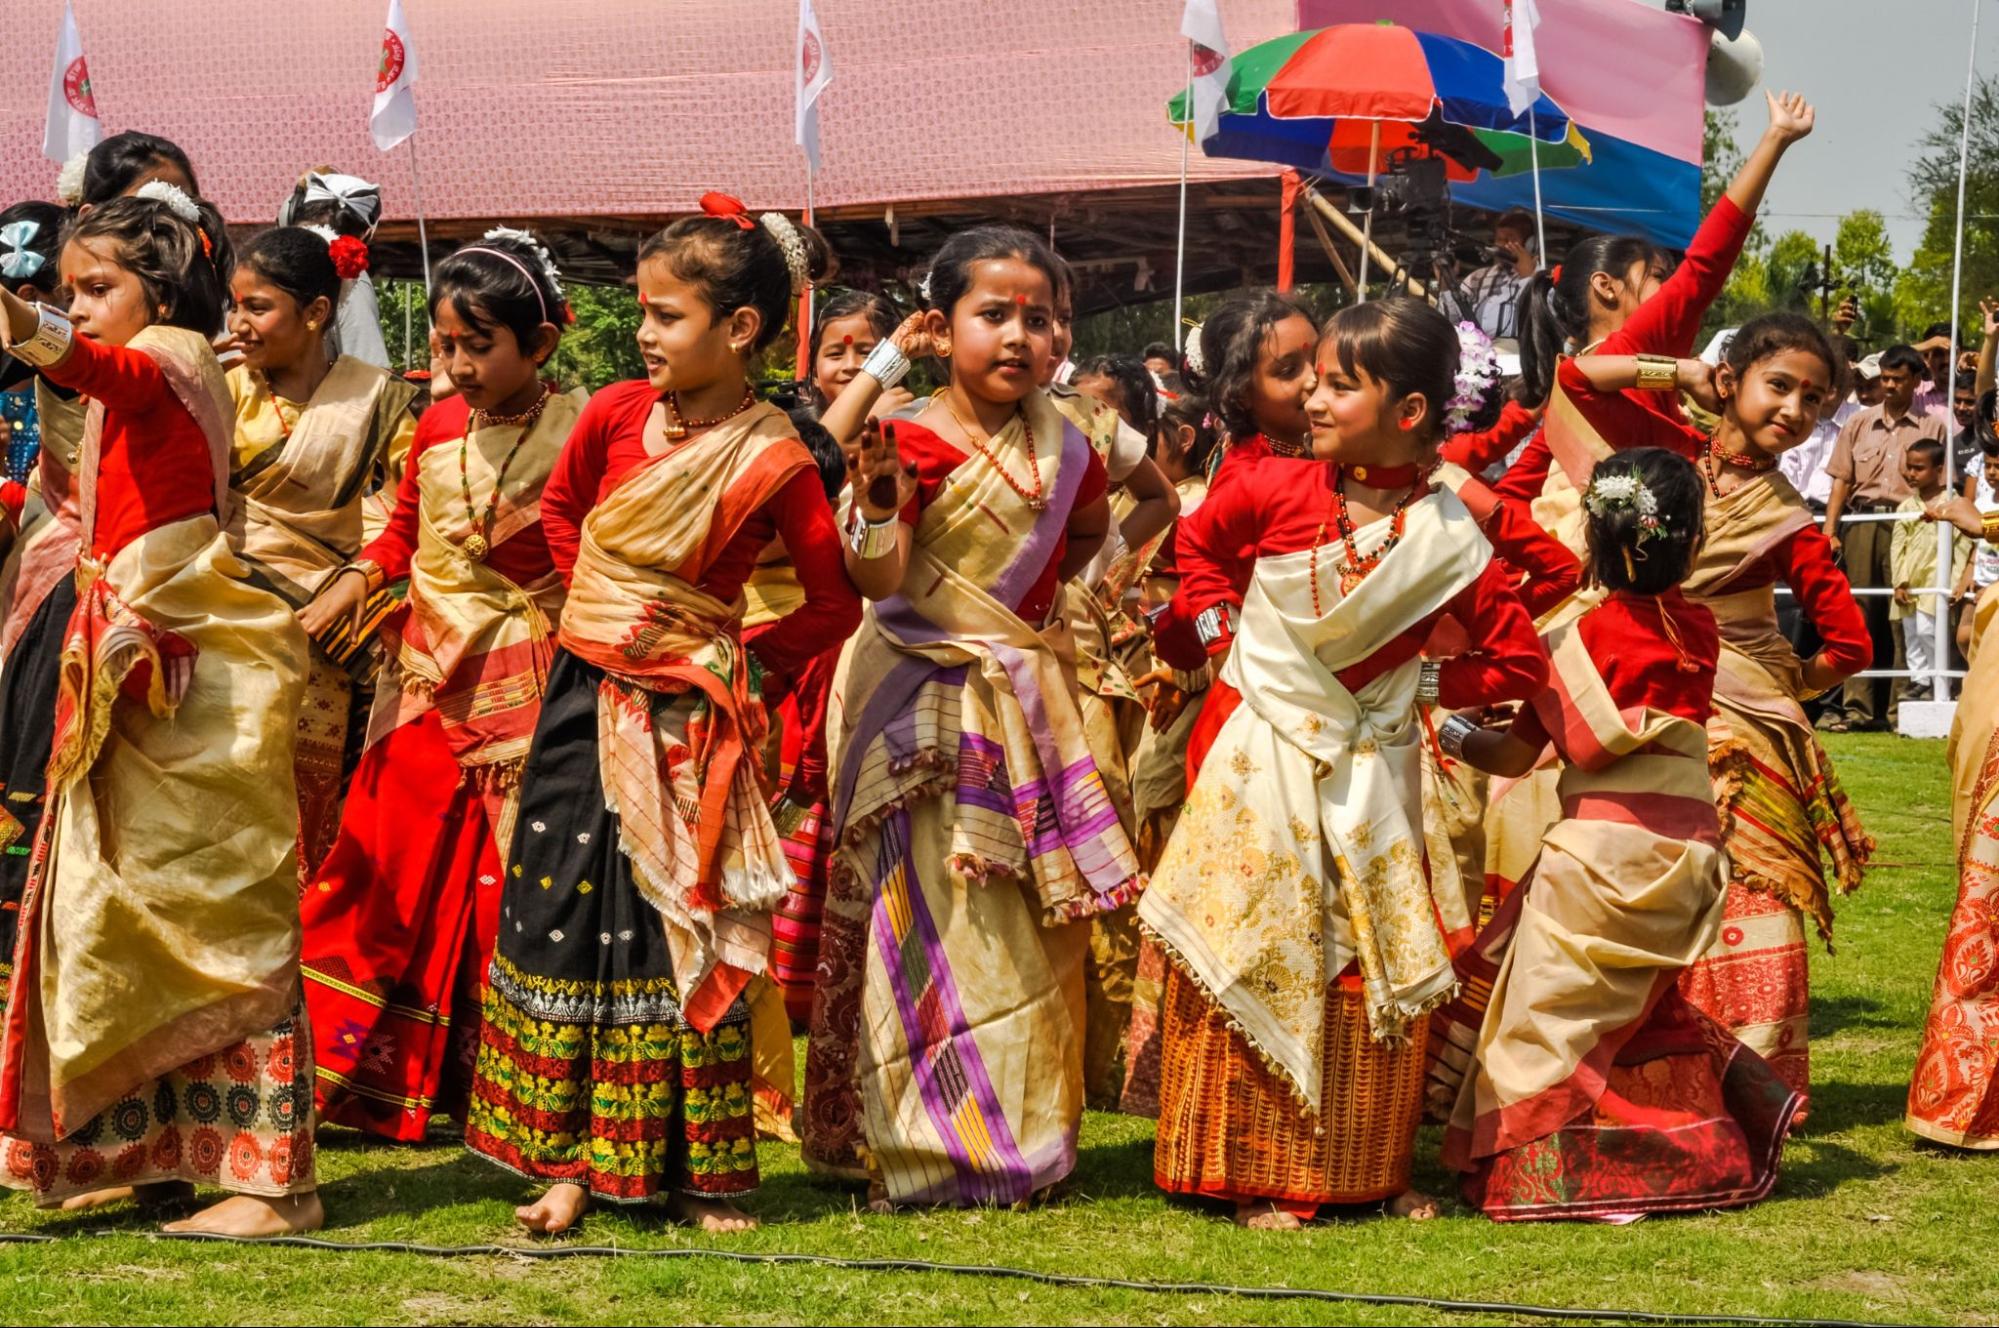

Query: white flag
left=796, top=0, right=832, bottom=171
left=42, top=0, right=102, bottom=165
left=1180, top=0, right=1233, bottom=144
left=371, top=0, right=420, bottom=152
left=1503, top=0, right=1542, bottom=119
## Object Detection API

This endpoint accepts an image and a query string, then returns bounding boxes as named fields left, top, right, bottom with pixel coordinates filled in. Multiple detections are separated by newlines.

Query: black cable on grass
left=0, top=1230, right=1887, bottom=1328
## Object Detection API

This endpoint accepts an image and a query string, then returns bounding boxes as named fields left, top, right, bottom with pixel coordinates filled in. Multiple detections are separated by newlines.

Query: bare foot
left=866, top=1179, right=896, bottom=1216
left=1234, top=1200, right=1304, bottom=1230
left=1385, top=1189, right=1440, bottom=1221
left=161, top=1191, right=323, bottom=1238
left=669, top=1193, right=758, bottom=1233
left=515, top=1183, right=589, bottom=1235
left=60, top=1180, right=194, bottom=1212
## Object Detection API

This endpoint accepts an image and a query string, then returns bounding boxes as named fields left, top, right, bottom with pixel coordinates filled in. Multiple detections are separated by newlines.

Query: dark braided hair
left=1195, top=290, right=1316, bottom=442
left=639, top=210, right=835, bottom=352
left=1583, top=448, right=1704, bottom=595
left=1514, top=233, right=1665, bottom=408
left=64, top=195, right=225, bottom=335
left=1071, top=353, right=1161, bottom=438
left=430, top=232, right=569, bottom=362
left=236, top=226, right=341, bottom=316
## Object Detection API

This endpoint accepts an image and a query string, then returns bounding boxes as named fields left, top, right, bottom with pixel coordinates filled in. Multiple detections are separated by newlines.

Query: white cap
left=1857, top=353, right=1883, bottom=381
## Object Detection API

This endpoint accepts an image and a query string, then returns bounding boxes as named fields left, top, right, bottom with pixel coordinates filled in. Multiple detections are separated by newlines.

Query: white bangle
left=861, top=338, right=912, bottom=392
left=1193, top=603, right=1237, bottom=648
left=6, top=303, right=72, bottom=368
left=847, top=513, right=900, bottom=560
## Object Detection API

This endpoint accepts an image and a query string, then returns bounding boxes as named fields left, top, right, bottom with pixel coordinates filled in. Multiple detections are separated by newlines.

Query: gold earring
left=307, top=320, right=320, bottom=331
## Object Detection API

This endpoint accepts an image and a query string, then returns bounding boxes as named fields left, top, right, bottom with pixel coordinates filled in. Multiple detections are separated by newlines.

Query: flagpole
left=797, top=165, right=815, bottom=382
left=405, top=134, right=433, bottom=292
left=1934, top=0, right=1981, bottom=710
left=1356, top=121, right=1381, bottom=304
left=1527, top=107, right=1547, bottom=270
left=1173, top=41, right=1192, bottom=354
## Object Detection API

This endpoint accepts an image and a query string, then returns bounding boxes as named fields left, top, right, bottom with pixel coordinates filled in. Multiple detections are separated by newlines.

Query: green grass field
left=2, top=733, right=1992, bottom=1325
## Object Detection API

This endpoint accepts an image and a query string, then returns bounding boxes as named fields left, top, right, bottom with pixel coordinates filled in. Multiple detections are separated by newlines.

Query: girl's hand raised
left=847, top=418, right=917, bottom=524
left=1676, top=357, right=1723, bottom=415
left=1764, top=90, right=1814, bottom=146
left=888, top=312, right=935, bottom=362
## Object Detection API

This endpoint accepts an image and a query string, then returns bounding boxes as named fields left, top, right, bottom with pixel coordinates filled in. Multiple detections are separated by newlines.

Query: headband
left=459, top=246, right=550, bottom=325
left=0, top=220, right=48, bottom=281
left=759, top=212, right=811, bottom=296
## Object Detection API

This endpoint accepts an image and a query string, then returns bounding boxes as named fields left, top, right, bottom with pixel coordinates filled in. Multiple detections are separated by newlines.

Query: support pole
left=1173, top=41, right=1193, bottom=352
left=1356, top=121, right=1382, bottom=303
left=1277, top=170, right=1300, bottom=293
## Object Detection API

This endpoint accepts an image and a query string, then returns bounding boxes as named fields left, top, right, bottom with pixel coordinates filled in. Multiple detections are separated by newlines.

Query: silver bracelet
left=860, top=338, right=912, bottom=392
left=847, top=513, right=900, bottom=560
left=6, top=303, right=72, bottom=368
left=1193, top=603, right=1237, bottom=647
left=1415, top=659, right=1442, bottom=706
left=1437, top=713, right=1479, bottom=760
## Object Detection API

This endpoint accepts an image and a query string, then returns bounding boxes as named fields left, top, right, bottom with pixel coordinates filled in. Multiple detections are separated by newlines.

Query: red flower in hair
left=328, top=235, right=371, bottom=280
left=698, top=192, right=756, bottom=231
left=1549, top=263, right=1563, bottom=285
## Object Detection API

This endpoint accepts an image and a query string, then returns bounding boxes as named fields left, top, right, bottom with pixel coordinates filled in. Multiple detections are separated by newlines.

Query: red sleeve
left=1440, top=399, right=1539, bottom=472
left=1155, top=458, right=1263, bottom=670
left=0, top=479, right=24, bottom=528
left=1600, top=196, right=1753, bottom=359
left=1074, top=447, right=1109, bottom=512
left=742, top=467, right=863, bottom=693
left=38, top=335, right=170, bottom=412
left=1552, top=358, right=1703, bottom=456
left=1435, top=561, right=1550, bottom=709
left=1474, top=488, right=1584, bottom=620
left=1493, top=433, right=1554, bottom=502
left=540, top=390, right=620, bottom=587
left=1776, top=525, right=1872, bottom=677
left=361, top=397, right=464, bottom=582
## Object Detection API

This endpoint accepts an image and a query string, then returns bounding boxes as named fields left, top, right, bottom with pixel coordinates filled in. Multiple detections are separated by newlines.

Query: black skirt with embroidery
left=0, top=576, right=72, bottom=987
left=463, top=650, right=758, bottom=1202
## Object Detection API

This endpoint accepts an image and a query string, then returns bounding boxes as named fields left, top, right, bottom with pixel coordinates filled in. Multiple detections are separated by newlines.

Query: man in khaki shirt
left=1821, top=344, right=1949, bottom=730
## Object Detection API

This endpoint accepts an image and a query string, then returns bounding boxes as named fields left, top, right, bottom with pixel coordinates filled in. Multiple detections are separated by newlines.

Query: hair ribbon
left=0, top=220, right=47, bottom=281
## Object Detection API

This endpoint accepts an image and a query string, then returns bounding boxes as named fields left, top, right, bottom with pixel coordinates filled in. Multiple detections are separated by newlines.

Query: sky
left=1637, top=0, right=1999, bottom=258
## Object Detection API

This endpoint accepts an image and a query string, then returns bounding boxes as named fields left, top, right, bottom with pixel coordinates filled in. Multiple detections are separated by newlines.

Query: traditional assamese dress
left=1436, top=590, right=1800, bottom=1220
left=1141, top=457, right=1548, bottom=1216
left=1907, top=573, right=1999, bottom=1146
left=0, top=382, right=85, bottom=985
left=300, top=389, right=583, bottom=1140
left=465, top=384, right=857, bottom=1204
left=0, top=324, right=311, bottom=1202
left=1554, top=359, right=1873, bottom=1107
left=803, top=393, right=1140, bottom=1206
left=226, top=358, right=417, bottom=872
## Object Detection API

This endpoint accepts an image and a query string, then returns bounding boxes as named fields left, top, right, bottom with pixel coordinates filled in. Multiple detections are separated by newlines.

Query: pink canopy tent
left=0, top=0, right=1304, bottom=305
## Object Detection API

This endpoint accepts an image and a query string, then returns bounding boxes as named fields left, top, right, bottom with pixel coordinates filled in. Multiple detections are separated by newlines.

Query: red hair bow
left=698, top=191, right=756, bottom=231
left=1549, top=263, right=1563, bottom=285
left=328, top=235, right=371, bottom=280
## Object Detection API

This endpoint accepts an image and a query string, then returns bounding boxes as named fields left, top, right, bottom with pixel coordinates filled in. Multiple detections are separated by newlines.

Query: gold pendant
left=1027, top=496, right=1049, bottom=513
left=461, top=532, right=490, bottom=562
left=662, top=419, right=688, bottom=441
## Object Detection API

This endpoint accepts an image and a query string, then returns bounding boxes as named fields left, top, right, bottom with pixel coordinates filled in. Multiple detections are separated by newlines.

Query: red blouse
left=1440, top=399, right=1541, bottom=474
left=539, top=379, right=861, bottom=689
left=1157, top=456, right=1549, bottom=708
left=39, top=334, right=216, bottom=559
left=888, top=416, right=1107, bottom=623
left=1550, top=361, right=1873, bottom=677
left=1495, top=195, right=1755, bottom=502
left=361, top=395, right=554, bottom=590
left=1508, top=588, right=1719, bottom=756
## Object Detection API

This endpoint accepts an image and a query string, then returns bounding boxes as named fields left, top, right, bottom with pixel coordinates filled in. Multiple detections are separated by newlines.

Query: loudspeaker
left=1705, top=26, right=1764, bottom=107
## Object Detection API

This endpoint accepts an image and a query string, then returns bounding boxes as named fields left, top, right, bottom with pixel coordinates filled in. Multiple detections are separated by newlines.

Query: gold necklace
left=937, top=394, right=1047, bottom=511
left=459, top=386, right=551, bottom=561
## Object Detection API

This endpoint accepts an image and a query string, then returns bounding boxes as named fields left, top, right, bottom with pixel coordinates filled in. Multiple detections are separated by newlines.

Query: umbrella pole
left=1528, top=106, right=1547, bottom=270
left=1357, top=121, right=1380, bottom=304
left=1173, top=41, right=1191, bottom=353
left=1933, top=0, right=1981, bottom=710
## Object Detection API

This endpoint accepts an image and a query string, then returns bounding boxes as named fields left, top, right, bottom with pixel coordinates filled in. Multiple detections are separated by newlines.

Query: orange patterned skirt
left=1153, top=965, right=1425, bottom=1214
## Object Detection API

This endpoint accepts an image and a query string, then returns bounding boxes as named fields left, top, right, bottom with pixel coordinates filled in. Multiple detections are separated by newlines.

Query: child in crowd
left=1891, top=438, right=1970, bottom=698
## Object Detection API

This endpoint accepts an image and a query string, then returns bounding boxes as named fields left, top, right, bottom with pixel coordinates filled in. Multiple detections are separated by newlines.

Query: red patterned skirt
left=1678, top=882, right=1811, bottom=1106
left=1154, top=965, right=1425, bottom=1216
left=300, top=712, right=504, bottom=1141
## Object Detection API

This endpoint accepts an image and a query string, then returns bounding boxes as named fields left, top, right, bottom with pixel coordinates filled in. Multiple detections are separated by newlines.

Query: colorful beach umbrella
left=1168, top=22, right=1590, bottom=183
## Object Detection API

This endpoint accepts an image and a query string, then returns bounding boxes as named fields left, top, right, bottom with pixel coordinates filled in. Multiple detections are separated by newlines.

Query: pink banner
left=1295, top=0, right=1707, bottom=164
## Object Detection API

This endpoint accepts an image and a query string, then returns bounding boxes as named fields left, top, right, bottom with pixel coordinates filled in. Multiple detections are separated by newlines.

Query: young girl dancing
left=803, top=225, right=1138, bottom=1209
left=0, top=194, right=315, bottom=1236
left=1141, top=297, right=1549, bottom=1229
left=296, top=230, right=583, bottom=1141
left=1437, top=449, right=1800, bottom=1221
left=1499, top=91, right=1815, bottom=554
left=1554, top=313, right=1870, bottom=1111
left=226, top=227, right=417, bottom=871
left=465, top=194, right=857, bottom=1235
left=1906, top=488, right=1999, bottom=1146
left=1190, top=292, right=1317, bottom=492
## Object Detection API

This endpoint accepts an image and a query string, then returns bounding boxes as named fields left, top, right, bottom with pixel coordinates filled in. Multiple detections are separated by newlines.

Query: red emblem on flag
left=801, top=29, right=823, bottom=84
left=1190, top=44, right=1223, bottom=77
left=62, top=57, right=96, bottom=116
left=377, top=29, right=406, bottom=93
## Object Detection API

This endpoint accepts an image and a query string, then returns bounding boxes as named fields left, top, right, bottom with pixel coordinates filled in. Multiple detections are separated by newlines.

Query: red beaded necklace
left=1308, top=466, right=1427, bottom=615
left=940, top=394, right=1047, bottom=511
